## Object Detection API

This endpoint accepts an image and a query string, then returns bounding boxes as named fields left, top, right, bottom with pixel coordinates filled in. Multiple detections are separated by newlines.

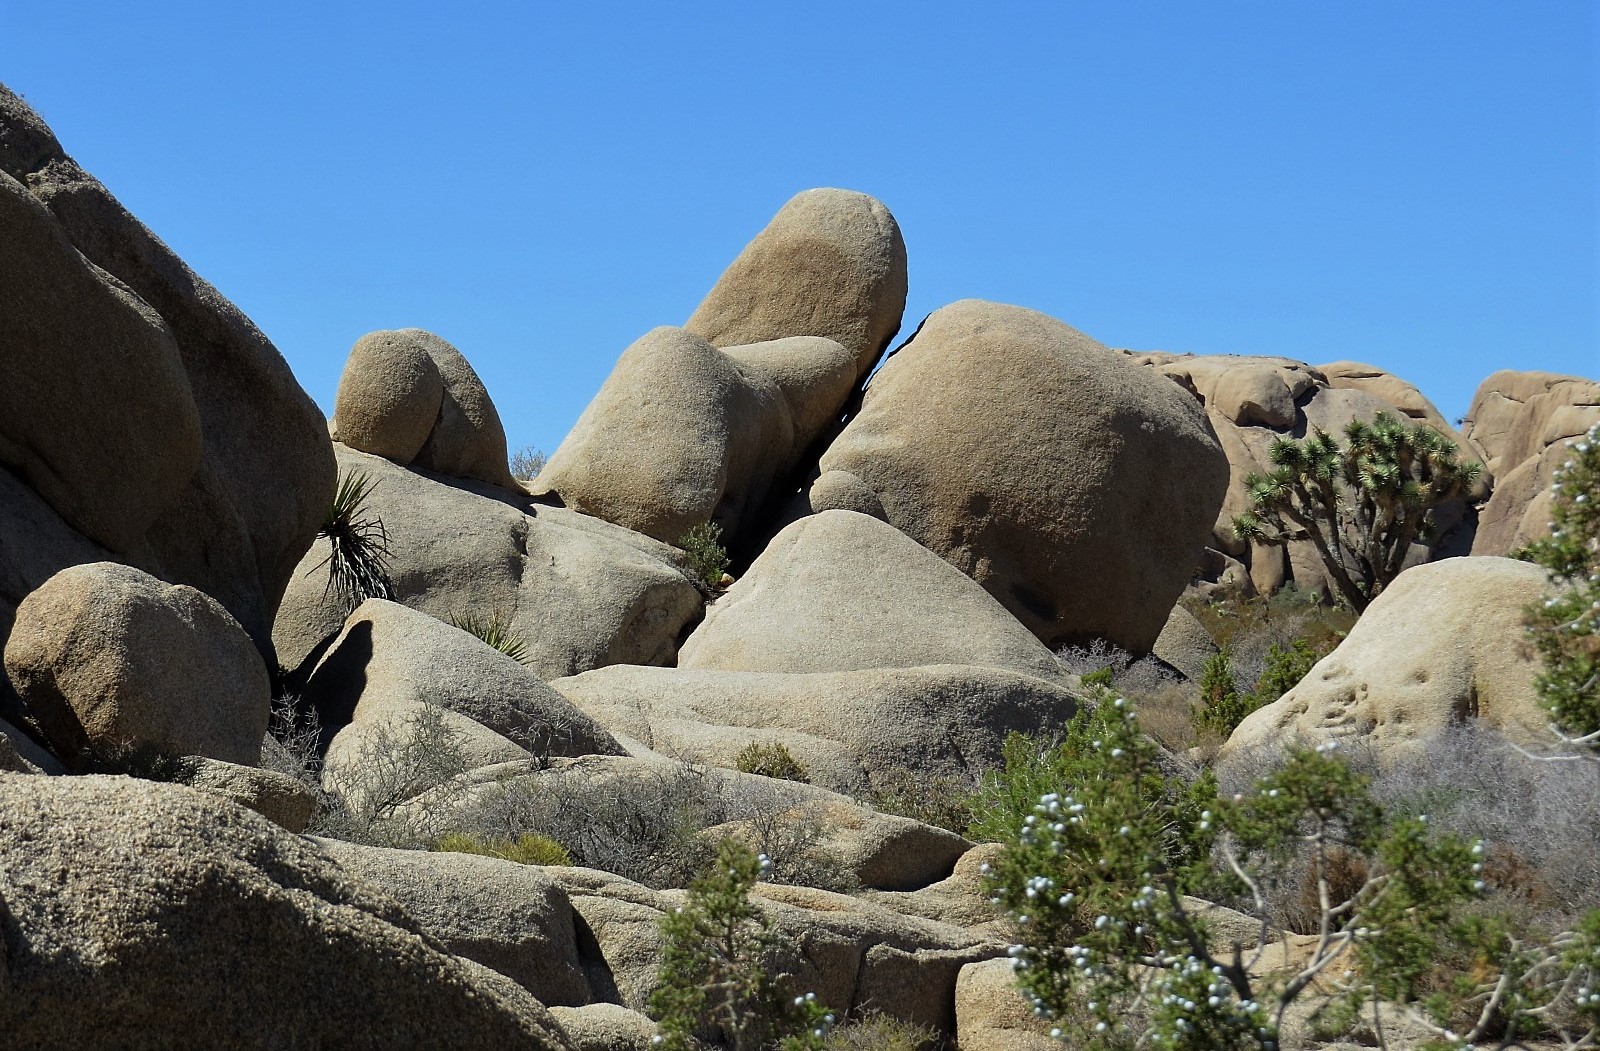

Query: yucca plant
left=449, top=609, right=532, bottom=665
left=1233, top=411, right=1481, bottom=611
left=316, top=469, right=396, bottom=614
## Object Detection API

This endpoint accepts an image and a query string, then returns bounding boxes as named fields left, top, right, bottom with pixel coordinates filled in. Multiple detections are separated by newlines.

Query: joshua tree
left=1233, top=412, right=1481, bottom=612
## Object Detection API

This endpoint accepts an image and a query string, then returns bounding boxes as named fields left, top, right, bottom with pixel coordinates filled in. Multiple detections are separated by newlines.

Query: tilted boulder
left=678, top=510, right=1073, bottom=681
left=303, top=599, right=622, bottom=758
left=0, top=84, right=336, bottom=656
left=1319, top=360, right=1459, bottom=435
left=1222, top=557, right=1551, bottom=760
left=685, top=187, right=908, bottom=382
left=1464, top=371, right=1600, bottom=556
left=333, top=328, right=517, bottom=488
left=4, top=562, right=269, bottom=767
left=0, top=774, right=572, bottom=1050
left=531, top=329, right=857, bottom=543
left=178, top=756, right=319, bottom=833
left=273, top=446, right=703, bottom=682
left=801, top=302, right=1230, bottom=653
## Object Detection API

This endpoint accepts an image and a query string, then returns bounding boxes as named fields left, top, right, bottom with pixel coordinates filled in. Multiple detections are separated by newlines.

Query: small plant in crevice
left=449, top=608, right=532, bottom=664
left=679, top=521, right=731, bottom=590
left=650, top=839, right=835, bottom=1051
left=433, top=831, right=571, bottom=866
left=315, top=468, right=395, bottom=615
left=734, top=741, right=811, bottom=783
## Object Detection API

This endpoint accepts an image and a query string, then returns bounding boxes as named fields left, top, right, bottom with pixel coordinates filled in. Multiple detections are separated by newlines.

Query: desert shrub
left=820, top=1012, right=941, bottom=1050
left=650, top=839, right=834, bottom=1051
left=967, top=690, right=1216, bottom=879
left=311, top=703, right=473, bottom=848
left=1232, top=411, right=1482, bottom=611
left=316, top=468, right=395, bottom=615
left=433, top=831, right=571, bottom=866
left=1183, top=588, right=1352, bottom=693
left=509, top=444, right=547, bottom=482
left=721, top=786, right=855, bottom=894
left=1519, top=422, right=1600, bottom=747
left=866, top=766, right=979, bottom=836
left=448, top=608, right=532, bottom=665
left=79, top=737, right=188, bottom=781
left=679, top=522, right=731, bottom=589
left=734, top=741, right=810, bottom=783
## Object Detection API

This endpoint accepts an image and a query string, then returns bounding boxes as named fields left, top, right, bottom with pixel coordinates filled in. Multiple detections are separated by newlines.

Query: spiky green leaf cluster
left=1233, top=411, right=1481, bottom=611
left=316, top=468, right=396, bottom=614
left=448, top=608, right=532, bottom=664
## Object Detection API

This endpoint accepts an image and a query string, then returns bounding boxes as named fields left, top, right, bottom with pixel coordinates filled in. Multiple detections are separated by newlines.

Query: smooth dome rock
left=549, top=1005, right=658, bottom=1051
left=0, top=774, right=571, bottom=1050
left=5, top=562, right=269, bottom=766
left=531, top=328, right=856, bottom=543
left=1223, top=557, right=1551, bottom=760
left=810, top=301, right=1230, bottom=653
left=686, top=188, right=908, bottom=381
left=678, top=510, right=1071, bottom=682
left=333, top=329, right=445, bottom=463
left=955, top=958, right=1057, bottom=1050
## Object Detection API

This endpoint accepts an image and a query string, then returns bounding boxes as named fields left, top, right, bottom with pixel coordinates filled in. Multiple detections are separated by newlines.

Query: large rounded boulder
left=685, top=187, right=908, bottom=382
left=1222, top=557, right=1551, bottom=760
left=4, top=562, right=270, bottom=767
left=805, top=301, right=1230, bottom=653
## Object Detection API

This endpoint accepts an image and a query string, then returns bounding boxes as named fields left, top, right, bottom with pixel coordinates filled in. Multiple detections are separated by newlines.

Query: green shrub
left=734, top=741, right=810, bottom=783
left=1194, top=639, right=1320, bottom=739
left=433, top=831, right=571, bottom=866
left=679, top=522, right=731, bottom=589
left=821, top=1012, right=941, bottom=1050
left=650, top=840, right=834, bottom=1050
left=448, top=608, right=532, bottom=664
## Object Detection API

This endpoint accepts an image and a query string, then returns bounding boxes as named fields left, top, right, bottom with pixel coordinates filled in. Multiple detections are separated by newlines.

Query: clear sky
left=4, top=2, right=1596, bottom=455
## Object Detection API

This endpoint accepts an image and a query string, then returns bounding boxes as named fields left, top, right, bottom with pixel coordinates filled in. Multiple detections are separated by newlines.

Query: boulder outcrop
left=530, top=329, right=857, bottom=543
left=804, top=301, right=1230, bottom=653
left=0, top=774, right=572, bottom=1050
left=273, top=446, right=703, bottom=682
left=1222, top=557, right=1551, bottom=760
left=0, top=85, right=336, bottom=658
left=4, top=562, right=270, bottom=767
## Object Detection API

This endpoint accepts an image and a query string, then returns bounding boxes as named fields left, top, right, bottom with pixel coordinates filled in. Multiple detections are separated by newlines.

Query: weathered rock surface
left=317, top=840, right=592, bottom=1007
left=955, top=958, right=1057, bottom=1050
left=0, top=774, right=572, bottom=1050
left=685, top=188, right=908, bottom=382
left=552, top=662, right=1077, bottom=795
left=4, top=562, right=269, bottom=767
left=1223, top=557, right=1550, bottom=759
left=531, top=329, right=857, bottom=543
left=303, top=599, right=621, bottom=758
left=806, top=301, right=1229, bottom=652
left=0, top=85, right=336, bottom=656
left=1151, top=603, right=1219, bottom=682
left=334, top=328, right=516, bottom=487
left=548, top=864, right=999, bottom=1030
left=678, top=510, right=1072, bottom=682
left=179, top=756, right=319, bottom=833
left=274, top=446, right=703, bottom=682
left=548, top=1005, right=657, bottom=1050
left=1465, top=371, right=1600, bottom=556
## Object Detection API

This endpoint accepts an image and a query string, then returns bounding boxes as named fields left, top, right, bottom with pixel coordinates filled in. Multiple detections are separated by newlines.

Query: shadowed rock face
left=0, top=83, right=335, bottom=660
left=805, top=301, right=1231, bottom=654
left=1222, top=556, right=1550, bottom=760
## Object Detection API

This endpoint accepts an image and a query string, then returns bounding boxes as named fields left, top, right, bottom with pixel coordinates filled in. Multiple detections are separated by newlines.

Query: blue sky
left=4, top=2, right=1595, bottom=455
